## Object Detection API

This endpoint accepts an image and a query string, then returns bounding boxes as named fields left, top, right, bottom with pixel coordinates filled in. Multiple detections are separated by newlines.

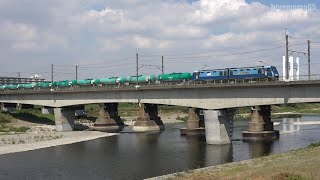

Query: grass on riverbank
left=170, top=142, right=320, bottom=180
left=12, top=109, right=54, bottom=124
left=234, top=113, right=302, bottom=121
left=236, top=103, right=320, bottom=115
left=273, top=103, right=320, bottom=114
left=0, top=112, right=12, bottom=124
left=0, top=109, right=51, bottom=134
left=234, top=103, right=320, bottom=121
left=0, top=124, right=29, bottom=134
left=176, top=115, right=188, bottom=121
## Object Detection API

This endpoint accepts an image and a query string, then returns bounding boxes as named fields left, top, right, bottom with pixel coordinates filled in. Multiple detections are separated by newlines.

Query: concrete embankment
left=0, top=131, right=117, bottom=155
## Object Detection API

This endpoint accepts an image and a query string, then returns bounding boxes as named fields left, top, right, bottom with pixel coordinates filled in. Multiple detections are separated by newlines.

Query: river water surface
left=0, top=115, right=320, bottom=180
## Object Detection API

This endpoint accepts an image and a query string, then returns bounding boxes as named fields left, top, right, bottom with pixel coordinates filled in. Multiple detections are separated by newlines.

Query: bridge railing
left=281, top=74, right=320, bottom=81
left=1, top=74, right=320, bottom=93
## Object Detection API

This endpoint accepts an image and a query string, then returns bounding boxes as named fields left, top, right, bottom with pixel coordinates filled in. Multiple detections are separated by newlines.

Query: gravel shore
left=0, top=130, right=117, bottom=155
left=0, top=112, right=186, bottom=156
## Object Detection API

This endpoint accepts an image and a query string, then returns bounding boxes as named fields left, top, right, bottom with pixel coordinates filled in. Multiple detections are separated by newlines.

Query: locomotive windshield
left=271, top=66, right=279, bottom=77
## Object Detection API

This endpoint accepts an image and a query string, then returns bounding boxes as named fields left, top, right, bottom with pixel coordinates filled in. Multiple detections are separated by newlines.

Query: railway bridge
left=1, top=80, right=320, bottom=144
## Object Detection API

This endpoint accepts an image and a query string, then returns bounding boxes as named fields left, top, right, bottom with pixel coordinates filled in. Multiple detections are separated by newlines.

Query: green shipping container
left=92, top=79, right=102, bottom=85
left=157, top=72, right=192, bottom=81
left=37, top=82, right=51, bottom=88
left=77, top=79, right=93, bottom=86
left=127, top=75, right=157, bottom=83
left=0, top=85, right=5, bottom=90
left=116, top=77, right=127, bottom=84
left=24, top=83, right=37, bottom=89
left=17, top=84, right=25, bottom=89
left=57, top=80, right=70, bottom=87
left=94, top=77, right=116, bottom=85
left=7, top=84, right=18, bottom=90
left=94, top=77, right=127, bottom=85
left=69, top=80, right=77, bottom=86
left=51, top=81, right=58, bottom=87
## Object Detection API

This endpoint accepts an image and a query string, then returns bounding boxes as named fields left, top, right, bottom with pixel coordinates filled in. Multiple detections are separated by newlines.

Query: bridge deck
left=1, top=80, right=320, bottom=95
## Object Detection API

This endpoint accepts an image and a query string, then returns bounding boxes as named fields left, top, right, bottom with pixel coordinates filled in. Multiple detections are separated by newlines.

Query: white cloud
left=0, top=0, right=319, bottom=79
left=191, top=0, right=248, bottom=23
left=12, top=41, right=37, bottom=51
left=70, top=7, right=125, bottom=25
left=0, top=22, right=37, bottom=41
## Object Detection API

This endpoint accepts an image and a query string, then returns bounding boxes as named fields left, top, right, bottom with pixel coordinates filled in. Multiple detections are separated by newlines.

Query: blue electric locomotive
left=192, top=65, right=279, bottom=81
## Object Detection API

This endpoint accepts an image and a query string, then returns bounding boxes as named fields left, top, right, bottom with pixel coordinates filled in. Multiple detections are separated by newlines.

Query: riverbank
left=234, top=111, right=320, bottom=121
left=150, top=145, right=320, bottom=180
left=0, top=111, right=185, bottom=155
left=0, top=130, right=116, bottom=155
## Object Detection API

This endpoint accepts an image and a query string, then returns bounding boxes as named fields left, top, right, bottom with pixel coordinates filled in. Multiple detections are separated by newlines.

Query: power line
left=139, top=43, right=305, bottom=63
left=53, top=56, right=134, bottom=68
left=78, top=66, right=134, bottom=72
left=78, top=62, right=135, bottom=69
left=140, top=42, right=305, bottom=59
left=164, top=46, right=284, bottom=60
left=139, top=42, right=285, bottom=58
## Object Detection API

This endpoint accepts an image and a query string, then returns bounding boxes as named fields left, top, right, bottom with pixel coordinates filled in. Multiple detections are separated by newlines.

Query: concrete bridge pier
left=242, top=105, right=279, bottom=141
left=0, top=103, right=17, bottom=112
left=42, top=106, right=54, bottom=114
left=92, top=103, right=125, bottom=132
left=43, top=105, right=85, bottom=117
left=16, top=104, right=35, bottom=111
left=54, top=107, right=75, bottom=131
left=132, top=103, right=165, bottom=132
left=180, top=107, right=205, bottom=135
left=204, top=109, right=235, bottom=144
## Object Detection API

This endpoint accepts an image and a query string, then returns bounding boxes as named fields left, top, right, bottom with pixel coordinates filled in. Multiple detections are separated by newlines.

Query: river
left=0, top=115, right=319, bottom=180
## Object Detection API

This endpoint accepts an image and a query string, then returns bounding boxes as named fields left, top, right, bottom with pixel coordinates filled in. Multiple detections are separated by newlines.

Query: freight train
left=0, top=65, right=279, bottom=90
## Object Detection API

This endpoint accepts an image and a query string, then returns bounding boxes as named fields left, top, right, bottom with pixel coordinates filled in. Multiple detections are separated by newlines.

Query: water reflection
left=177, top=135, right=233, bottom=169
left=0, top=116, right=319, bottom=179
left=247, top=141, right=274, bottom=158
left=185, top=136, right=206, bottom=169
left=282, top=118, right=301, bottom=133
left=205, top=144, right=233, bottom=166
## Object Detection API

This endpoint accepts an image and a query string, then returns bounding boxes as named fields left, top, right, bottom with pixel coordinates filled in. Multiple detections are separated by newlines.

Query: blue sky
left=246, top=0, right=319, bottom=5
left=0, top=0, right=319, bottom=80
left=189, top=0, right=320, bottom=5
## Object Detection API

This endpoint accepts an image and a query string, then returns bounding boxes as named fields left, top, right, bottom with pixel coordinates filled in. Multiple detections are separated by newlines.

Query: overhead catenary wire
left=4, top=35, right=318, bottom=81
left=139, top=41, right=285, bottom=58
left=49, top=42, right=307, bottom=71
left=139, top=42, right=305, bottom=59
left=77, top=62, right=136, bottom=69
left=53, top=56, right=135, bottom=67
left=137, top=44, right=305, bottom=63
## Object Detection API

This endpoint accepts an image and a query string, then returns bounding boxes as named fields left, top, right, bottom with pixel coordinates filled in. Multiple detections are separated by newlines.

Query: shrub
left=176, top=115, right=188, bottom=121
left=273, top=172, right=304, bottom=180
left=0, top=112, right=12, bottom=124
left=308, top=141, right=320, bottom=148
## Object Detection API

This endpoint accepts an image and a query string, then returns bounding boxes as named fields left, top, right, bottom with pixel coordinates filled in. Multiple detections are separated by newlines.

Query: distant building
left=0, top=75, right=45, bottom=85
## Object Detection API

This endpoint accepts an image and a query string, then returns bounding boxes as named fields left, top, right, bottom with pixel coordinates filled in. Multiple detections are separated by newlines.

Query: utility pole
left=76, top=65, right=78, bottom=81
left=136, top=53, right=139, bottom=86
left=51, top=64, right=53, bottom=84
left=285, top=34, right=289, bottom=80
left=161, top=56, right=164, bottom=74
left=18, top=72, right=21, bottom=83
left=308, top=40, right=311, bottom=80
